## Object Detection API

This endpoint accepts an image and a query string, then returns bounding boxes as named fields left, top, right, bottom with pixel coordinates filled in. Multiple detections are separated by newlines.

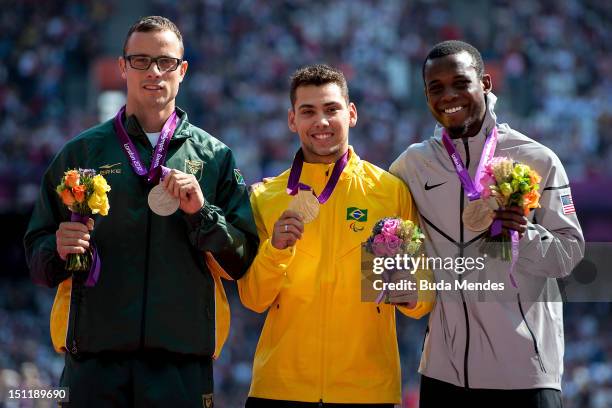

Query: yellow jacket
left=238, top=148, right=434, bottom=404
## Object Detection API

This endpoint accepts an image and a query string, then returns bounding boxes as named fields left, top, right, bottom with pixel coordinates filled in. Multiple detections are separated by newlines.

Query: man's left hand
left=493, top=206, right=528, bottom=239
left=162, top=169, right=205, bottom=215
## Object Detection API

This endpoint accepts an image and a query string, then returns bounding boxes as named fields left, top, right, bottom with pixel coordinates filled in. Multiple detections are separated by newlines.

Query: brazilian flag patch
left=346, top=207, right=367, bottom=222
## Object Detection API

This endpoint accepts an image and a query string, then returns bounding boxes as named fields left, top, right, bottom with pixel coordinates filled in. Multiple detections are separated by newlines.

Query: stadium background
left=0, top=0, right=610, bottom=406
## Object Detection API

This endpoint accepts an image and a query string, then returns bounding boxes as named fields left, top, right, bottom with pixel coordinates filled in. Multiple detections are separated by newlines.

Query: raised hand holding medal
left=114, top=106, right=204, bottom=216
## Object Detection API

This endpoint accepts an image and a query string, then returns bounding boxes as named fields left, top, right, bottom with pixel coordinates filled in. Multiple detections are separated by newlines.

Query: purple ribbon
left=286, top=149, right=349, bottom=204
left=509, top=230, right=519, bottom=288
left=375, top=270, right=391, bottom=304
left=441, top=127, right=498, bottom=201
left=443, top=127, right=518, bottom=287
left=70, top=213, right=100, bottom=287
left=113, top=106, right=178, bottom=184
left=490, top=218, right=519, bottom=288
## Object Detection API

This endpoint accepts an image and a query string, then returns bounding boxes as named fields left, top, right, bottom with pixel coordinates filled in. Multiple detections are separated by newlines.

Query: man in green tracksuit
left=23, top=16, right=258, bottom=407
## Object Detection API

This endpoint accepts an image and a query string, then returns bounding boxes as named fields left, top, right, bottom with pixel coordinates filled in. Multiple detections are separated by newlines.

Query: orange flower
left=72, top=185, right=87, bottom=203
left=60, top=189, right=76, bottom=206
left=64, top=170, right=80, bottom=188
left=529, top=171, right=541, bottom=186
left=522, top=190, right=541, bottom=215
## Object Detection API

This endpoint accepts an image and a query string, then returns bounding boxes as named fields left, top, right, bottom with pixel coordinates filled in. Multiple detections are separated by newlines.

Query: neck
left=126, top=102, right=175, bottom=133
left=302, top=147, right=349, bottom=165
left=447, top=116, right=486, bottom=140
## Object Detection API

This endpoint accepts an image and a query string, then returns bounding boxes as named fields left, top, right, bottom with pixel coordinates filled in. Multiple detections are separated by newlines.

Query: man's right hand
left=271, top=210, right=304, bottom=250
left=56, top=218, right=94, bottom=260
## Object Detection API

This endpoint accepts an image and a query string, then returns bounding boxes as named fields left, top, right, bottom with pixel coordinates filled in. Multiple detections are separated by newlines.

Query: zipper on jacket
left=139, top=202, right=152, bottom=348
left=318, top=167, right=331, bottom=402
left=459, top=138, right=471, bottom=389
left=517, top=294, right=547, bottom=373
left=68, top=281, right=83, bottom=354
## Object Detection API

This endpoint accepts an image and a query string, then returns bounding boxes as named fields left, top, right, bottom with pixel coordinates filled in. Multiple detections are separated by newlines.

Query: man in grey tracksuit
left=390, top=40, right=584, bottom=407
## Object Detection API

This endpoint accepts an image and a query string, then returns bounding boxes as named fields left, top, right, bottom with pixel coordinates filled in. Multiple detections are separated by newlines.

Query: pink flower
left=371, top=234, right=399, bottom=257
left=480, top=173, right=496, bottom=199
left=382, top=219, right=400, bottom=236
left=385, top=234, right=403, bottom=254
left=373, top=234, right=386, bottom=245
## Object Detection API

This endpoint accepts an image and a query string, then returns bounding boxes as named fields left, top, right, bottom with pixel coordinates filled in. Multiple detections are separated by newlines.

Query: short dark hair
left=422, top=40, right=484, bottom=80
left=123, top=16, right=184, bottom=56
left=289, top=64, right=349, bottom=108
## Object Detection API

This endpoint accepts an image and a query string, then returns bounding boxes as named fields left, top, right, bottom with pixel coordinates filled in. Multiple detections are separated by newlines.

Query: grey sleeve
left=517, top=154, right=585, bottom=279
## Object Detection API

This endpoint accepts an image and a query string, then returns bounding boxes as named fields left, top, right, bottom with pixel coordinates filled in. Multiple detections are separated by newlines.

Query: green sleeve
left=183, top=147, right=259, bottom=279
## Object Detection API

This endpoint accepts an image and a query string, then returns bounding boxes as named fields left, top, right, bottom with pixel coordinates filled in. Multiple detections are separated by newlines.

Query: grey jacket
left=390, top=93, right=584, bottom=390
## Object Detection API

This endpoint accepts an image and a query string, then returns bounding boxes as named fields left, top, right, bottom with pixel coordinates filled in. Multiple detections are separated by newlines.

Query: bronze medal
left=462, top=198, right=494, bottom=232
left=287, top=189, right=320, bottom=224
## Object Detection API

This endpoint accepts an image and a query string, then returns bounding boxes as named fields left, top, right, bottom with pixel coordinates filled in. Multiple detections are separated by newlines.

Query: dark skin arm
left=493, top=206, right=528, bottom=239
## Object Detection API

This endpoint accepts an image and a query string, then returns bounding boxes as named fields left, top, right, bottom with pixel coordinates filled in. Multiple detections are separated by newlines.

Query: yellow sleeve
left=237, top=191, right=295, bottom=313
left=396, top=182, right=435, bottom=319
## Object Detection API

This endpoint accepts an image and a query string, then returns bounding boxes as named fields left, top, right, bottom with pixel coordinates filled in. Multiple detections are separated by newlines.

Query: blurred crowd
left=1, top=0, right=611, bottom=407
left=0, top=0, right=611, bottom=212
left=154, top=0, right=612, bottom=185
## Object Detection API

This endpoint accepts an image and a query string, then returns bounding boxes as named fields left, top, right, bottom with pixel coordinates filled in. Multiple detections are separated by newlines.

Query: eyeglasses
left=124, top=55, right=182, bottom=72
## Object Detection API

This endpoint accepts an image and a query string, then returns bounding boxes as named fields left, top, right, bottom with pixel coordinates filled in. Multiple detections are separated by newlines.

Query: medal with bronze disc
left=462, top=198, right=493, bottom=232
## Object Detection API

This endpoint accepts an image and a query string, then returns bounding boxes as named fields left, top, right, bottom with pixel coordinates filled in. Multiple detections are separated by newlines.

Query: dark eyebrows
left=297, top=101, right=342, bottom=110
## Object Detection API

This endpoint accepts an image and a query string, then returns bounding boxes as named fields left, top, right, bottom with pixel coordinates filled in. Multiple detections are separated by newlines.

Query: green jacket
left=24, top=108, right=258, bottom=357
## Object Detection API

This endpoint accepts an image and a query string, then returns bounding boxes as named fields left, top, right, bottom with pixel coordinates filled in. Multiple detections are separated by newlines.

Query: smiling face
left=424, top=51, right=491, bottom=138
left=288, top=83, right=357, bottom=164
left=119, top=29, right=187, bottom=116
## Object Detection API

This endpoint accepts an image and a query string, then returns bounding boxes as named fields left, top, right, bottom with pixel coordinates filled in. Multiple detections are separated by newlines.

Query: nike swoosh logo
left=99, top=162, right=122, bottom=169
left=424, top=181, right=447, bottom=191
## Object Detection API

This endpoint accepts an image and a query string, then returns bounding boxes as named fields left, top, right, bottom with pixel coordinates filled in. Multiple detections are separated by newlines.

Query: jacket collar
left=299, top=146, right=361, bottom=180
left=124, top=106, right=191, bottom=142
left=433, top=92, right=498, bottom=146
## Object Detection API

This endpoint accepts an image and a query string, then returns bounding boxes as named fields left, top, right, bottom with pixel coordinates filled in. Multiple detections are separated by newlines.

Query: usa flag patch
left=561, top=194, right=575, bottom=215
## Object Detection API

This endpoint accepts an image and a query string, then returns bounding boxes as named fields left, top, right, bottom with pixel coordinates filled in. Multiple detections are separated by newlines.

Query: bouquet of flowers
left=479, top=157, right=541, bottom=261
left=56, top=169, right=111, bottom=274
left=365, top=217, right=425, bottom=303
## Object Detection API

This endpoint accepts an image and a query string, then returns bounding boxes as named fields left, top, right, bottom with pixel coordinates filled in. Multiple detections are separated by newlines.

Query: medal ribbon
left=113, top=105, right=178, bottom=184
left=441, top=127, right=498, bottom=201
left=286, top=149, right=349, bottom=204
left=70, top=212, right=101, bottom=287
left=442, top=127, right=519, bottom=288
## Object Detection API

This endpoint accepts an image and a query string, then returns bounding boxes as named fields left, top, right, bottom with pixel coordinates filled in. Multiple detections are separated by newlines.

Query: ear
left=288, top=108, right=297, bottom=133
left=424, top=86, right=430, bottom=103
left=118, top=56, right=127, bottom=80
left=482, top=73, right=492, bottom=94
left=348, top=102, right=358, bottom=128
left=178, top=60, right=188, bottom=83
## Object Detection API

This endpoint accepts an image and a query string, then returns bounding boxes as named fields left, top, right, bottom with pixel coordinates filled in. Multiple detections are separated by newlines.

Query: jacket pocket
left=517, top=294, right=547, bottom=373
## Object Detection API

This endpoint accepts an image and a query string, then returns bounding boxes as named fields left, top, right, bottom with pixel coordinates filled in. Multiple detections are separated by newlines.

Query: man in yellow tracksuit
left=238, top=64, right=434, bottom=407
